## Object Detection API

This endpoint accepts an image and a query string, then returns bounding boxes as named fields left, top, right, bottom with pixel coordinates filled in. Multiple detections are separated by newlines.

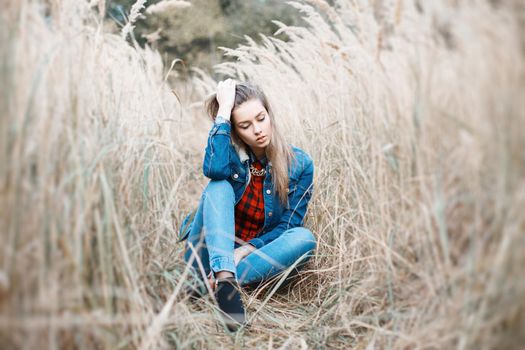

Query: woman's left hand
left=234, top=244, right=256, bottom=266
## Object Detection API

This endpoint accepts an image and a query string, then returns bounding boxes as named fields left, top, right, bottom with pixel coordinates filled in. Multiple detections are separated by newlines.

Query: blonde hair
left=205, top=81, right=295, bottom=206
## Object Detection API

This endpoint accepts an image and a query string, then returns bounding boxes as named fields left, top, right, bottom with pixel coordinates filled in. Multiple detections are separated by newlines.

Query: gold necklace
left=250, top=164, right=266, bottom=176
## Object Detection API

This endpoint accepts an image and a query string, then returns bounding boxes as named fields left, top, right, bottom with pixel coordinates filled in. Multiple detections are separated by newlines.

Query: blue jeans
left=184, top=180, right=316, bottom=286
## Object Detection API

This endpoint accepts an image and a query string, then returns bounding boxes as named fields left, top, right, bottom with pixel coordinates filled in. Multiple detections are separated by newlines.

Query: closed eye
left=240, top=115, right=266, bottom=130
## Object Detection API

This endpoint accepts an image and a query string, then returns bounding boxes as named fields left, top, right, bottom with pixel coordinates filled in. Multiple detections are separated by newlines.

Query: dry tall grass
left=1, top=0, right=524, bottom=349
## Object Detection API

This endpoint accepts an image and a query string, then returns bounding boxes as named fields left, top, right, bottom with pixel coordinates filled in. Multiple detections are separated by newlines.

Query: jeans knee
left=287, top=227, right=317, bottom=252
left=204, top=179, right=234, bottom=200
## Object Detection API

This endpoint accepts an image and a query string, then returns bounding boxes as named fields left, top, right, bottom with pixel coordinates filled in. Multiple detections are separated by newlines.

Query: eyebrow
left=236, top=110, right=265, bottom=126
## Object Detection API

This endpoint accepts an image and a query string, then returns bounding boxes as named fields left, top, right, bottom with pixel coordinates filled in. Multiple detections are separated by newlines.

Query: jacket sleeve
left=202, top=117, right=232, bottom=180
left=248, top=157, right=314, bottom=249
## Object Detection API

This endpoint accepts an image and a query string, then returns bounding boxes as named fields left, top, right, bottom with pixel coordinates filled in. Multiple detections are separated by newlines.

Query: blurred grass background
left=106, top=0, right=307, bottom=75
left=1, top=0, right=525, bottom=349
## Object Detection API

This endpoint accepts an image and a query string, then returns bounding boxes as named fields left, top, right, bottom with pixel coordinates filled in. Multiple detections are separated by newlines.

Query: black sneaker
left=214, top=277, right=247, bottom=331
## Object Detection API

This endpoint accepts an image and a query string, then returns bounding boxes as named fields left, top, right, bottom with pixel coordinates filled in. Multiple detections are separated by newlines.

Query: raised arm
left=202, top=79, right=236, bottom=180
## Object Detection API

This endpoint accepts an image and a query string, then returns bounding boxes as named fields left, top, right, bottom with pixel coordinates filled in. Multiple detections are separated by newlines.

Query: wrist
left=215, top=115, right=230, bottom=125
left=217, top=105, right=233, bottom=120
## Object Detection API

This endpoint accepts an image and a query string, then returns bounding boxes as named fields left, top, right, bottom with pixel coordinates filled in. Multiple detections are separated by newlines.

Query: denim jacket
left=178, top=117, right=314, bottom=249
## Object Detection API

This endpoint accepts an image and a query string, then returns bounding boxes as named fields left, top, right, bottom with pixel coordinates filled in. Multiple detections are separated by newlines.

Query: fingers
left=217, top=78, right=236, bottom=87
left=215, top=78, right=236, bottom=109
left=216, top=79, right=234, bottom=95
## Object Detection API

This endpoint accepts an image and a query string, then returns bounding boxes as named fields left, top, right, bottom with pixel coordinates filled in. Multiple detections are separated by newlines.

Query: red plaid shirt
left=235, top=160, right=265, bottom=242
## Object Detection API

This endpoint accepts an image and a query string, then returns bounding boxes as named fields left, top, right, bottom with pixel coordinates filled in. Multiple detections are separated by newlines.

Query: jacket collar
left=233, top=142, right=250, bottom=163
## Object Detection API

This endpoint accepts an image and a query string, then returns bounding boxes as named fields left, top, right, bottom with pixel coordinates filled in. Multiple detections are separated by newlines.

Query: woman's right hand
left=216, top=79, right=236, bottom=119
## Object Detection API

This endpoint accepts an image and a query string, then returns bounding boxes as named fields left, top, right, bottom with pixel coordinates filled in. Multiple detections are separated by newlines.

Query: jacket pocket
left=287, top=180, right=298, bottom=194
left=285, top=180, right=298, bottom=209
left=230, top=165, right=246, bottom=183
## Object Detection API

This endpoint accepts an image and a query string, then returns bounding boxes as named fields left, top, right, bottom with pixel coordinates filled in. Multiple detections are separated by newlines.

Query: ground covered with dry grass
left=1, top=0, right=525, bottom=349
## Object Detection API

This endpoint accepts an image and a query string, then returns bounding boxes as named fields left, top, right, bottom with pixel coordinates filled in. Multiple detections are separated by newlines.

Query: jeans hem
left=210, top=257, right=236, bottom=276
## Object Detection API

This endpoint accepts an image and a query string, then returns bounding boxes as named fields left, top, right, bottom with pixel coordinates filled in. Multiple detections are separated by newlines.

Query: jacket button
left=233, top=174, right=239, bottom=179
left=286, top=188, right=290, bottom=193
left=266, top=189, right=271, bottom=194
left=268, top=212, right=273, bottom=217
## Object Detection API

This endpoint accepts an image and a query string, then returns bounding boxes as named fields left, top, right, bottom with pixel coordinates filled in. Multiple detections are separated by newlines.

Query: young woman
left=179, top=79, right=316, bottom=331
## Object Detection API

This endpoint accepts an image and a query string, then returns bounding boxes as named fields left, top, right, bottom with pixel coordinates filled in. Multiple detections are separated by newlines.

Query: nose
left=253, top=123, right=262, bottom=135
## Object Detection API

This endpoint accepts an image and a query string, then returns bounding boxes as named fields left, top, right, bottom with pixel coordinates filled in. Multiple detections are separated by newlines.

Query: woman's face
left=232, top=98, right=272, bottom=154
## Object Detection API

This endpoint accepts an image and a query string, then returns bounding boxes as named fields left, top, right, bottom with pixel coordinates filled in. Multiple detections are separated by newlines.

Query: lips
left=256, top=135, right=266, bottom=142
